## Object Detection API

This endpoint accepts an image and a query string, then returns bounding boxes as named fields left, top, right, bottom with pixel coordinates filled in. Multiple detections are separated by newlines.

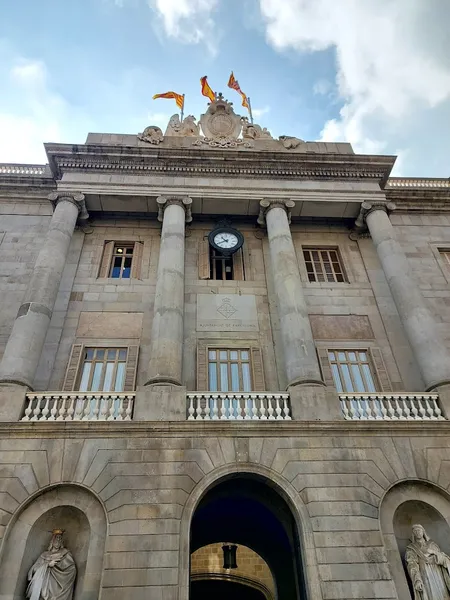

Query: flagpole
left=247, top=96, right=254, bottom=124
left=180, top=94, right=185, bottom=122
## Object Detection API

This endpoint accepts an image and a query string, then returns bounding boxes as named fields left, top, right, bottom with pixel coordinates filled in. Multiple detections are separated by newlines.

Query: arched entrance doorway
left=190, top=474, right=306, bottom=599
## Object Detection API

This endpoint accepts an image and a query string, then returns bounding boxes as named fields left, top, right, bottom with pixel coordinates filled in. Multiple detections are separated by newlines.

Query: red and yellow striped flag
left=227, top=72, right=249, bottom=109
left=152, top=91, right=184, bottom=110
left=200, top=76, right=215, bottom=102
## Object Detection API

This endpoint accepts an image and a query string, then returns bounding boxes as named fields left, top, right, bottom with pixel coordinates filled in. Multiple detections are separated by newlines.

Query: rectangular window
left=110, top=244, right=134, bottom=279
left=78, top=348, right=128, bottom=392
left=439, top=249, right=450, bottom=268
left=209, top=247, right=245, bottom=281
left=208, top=349, right=252, bottom=392
left=303, top=248, right=346, bottom=283
left=328, top=350, right=377, bottom=393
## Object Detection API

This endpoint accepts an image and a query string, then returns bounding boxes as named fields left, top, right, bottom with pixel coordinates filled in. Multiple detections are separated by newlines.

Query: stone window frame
left=430, top=243, right=450, bottom=284
left=296, top=241, right=357, bottom=287
left=96, top=240, right=144, bottom=280
left=316, top=341, right=393, bottom=393
left=62, top=342, right=139, bottom=391
left=198, top=235, right=246, bottom=281
left=197, top=339, right=265, bottom=391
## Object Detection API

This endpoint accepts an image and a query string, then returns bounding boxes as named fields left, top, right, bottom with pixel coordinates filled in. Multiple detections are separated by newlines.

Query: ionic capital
left=257, top=199, right=295, bottom=226
left=353, top=201, right=396, bottom=235
left=48, top=192, right=89, bottom=222
left=157, top=195, right=193, bottom=223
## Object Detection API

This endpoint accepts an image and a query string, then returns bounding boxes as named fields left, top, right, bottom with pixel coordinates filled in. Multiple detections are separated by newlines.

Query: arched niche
left=380, top=480, right=450, bottom=600
left=0, top=484, right=107, bottom=600
left=178, top=463, right=320, bottom=600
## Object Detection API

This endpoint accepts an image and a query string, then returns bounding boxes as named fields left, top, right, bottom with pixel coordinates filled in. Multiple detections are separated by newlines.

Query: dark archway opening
left=190, top=474, right=305, bottom=599
left=192, top=579, right=266, bottom=600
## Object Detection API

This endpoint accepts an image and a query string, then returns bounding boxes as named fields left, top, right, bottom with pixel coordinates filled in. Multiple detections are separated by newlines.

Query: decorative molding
left=156, top=195, right=193, bottom=223
left=47, top=191, right=89, bottom=222
left=257, top=199, right=296, bottom=226
left=137, top=125, right=164, bottom=145
left=192, top=137, right=253, bottom=149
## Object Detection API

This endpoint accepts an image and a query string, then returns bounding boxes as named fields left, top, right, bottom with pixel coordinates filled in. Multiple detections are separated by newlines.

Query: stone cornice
left=44, top=143, right=396, bottom=184
left=1, top=420, right=450, bottom=439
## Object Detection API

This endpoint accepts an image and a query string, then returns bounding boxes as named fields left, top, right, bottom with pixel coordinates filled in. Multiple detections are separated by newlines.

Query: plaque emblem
left=217, top=297, right=238, bottom=319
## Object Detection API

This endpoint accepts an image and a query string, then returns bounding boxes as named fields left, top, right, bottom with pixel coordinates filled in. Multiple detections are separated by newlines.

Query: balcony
left=340, top=393, right=446, bottom=420
left=187, top=393, right=291, bottom=421
left=21, top=393, right=135, bottom=421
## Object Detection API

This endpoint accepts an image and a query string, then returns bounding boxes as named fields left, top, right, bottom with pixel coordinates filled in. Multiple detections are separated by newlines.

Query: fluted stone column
left=145, top=196, right=192, bottom=387
left=362, top=201, right=450, bottom=391
left=0, top=192, right=88, bottom=389
left=259, top=199, right=323, bottom=387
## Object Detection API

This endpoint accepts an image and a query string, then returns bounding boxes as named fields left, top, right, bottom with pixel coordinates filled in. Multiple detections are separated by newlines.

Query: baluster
left=340, top=397, right=351, bottom=420
left=283, top=396, right=291, bottom=420
left=107, top=396, right=117, bottom=421
left=99, top=396, right=108, bottom=420
left=432, top=396, right=444, bottom=420
left=259, top=396, right=267, bottom=420
left=417, top=396, right=428, bottom=419
left=394, top=396, right=406, bottom=420
left=228, top=394, right=236, bottom=420
left=82, top=395, right=92, bottom=420
left=125, top=396, right=133, bottom=420
left=48, top=396, right=58, bottom=421
left=251, top=395, right=259, bottom=420
left=41, top=397, right=51, bottom=421
left=267, top=396, right=275, bottom=420
left=410, top=396, right=419, bottom=420
left=379, top=396, right=388, bottom=419
left=275, top=395, right=283, bottom=420
left=188, top=395, right=195, bottom=420
left=197, top=395, right=206, bottom=420
left=220, top=395, right=227, bottom=420
left=402, top=396, right=412, bottom=420
left=244, top=395, right=251, bottom=420
left=21, top=396, right=33, bottom=421
left=371, top=396, right=382, bottom=420
left=355, top=397, right=365, bottom=419
left=425, top=396, right=435, bottom=420
left=235, top=395, right=243, bottom=420
left=211, top=395, right=219, bottom=420
left=31, top=397, right=42, bottom=421
left=348, top=396, right=357, bottom=419
left=364, top=396, right=374, bottom=420
left=386, top=396, right=397, bottom=419
left=57, top=396, right=67, bottom=421
left=73, top=397, right=83, bottom=420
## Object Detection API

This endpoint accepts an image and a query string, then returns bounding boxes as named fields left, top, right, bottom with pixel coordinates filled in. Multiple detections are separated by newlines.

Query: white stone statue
left=138, top=125, right=164, bottom=145
left=405, top=524, right=450, bottom=600
left=165, top=114, right=200, bottom=137
left=241, top=117, right=272, bottom=140
left=26, top=529, right=76, bottom=600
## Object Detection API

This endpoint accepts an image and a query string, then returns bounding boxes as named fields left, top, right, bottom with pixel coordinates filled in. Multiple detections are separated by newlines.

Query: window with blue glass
left=110, top=244, right=134, bottom=278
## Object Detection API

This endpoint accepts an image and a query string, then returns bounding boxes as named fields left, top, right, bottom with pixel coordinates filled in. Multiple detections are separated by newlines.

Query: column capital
left=257, top=199, right=295, bottom=226
left=156, top=195, right=193, bottom=223
left=351, top=201, right=396, bottom=238
left=48, top=192, right=89, bottom=222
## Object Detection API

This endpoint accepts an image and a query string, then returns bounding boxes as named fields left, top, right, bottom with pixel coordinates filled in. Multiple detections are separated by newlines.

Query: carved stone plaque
left=197, top=295, right=259, bottom=332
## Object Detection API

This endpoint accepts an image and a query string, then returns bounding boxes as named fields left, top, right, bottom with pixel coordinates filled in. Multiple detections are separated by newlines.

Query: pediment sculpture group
left=24, top=524, right=450, bottom=599
left=138, top=93, right=304, bottom=150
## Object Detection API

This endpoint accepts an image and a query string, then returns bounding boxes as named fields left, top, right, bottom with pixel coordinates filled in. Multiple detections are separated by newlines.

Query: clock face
left=213, top=232, right=239, bottom=250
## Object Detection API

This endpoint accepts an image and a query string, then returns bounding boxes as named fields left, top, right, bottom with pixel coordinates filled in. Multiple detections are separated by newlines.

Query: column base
left=0, top=383, right=28, bottom=422
left=288, top=382, right=343, bottom=421
left=133, top=384, right=187, bottom=421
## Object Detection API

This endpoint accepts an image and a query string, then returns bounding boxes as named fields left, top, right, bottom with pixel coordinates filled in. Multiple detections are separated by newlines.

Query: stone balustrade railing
left=0, top=164, right=47, bottom=176
left=387, top=178, right=450, bottom=188
left=21, top=393, right=135, bottom=421
left=187, top=392, right=291, bottom=421
left=340, top=393, right=445, bottom=420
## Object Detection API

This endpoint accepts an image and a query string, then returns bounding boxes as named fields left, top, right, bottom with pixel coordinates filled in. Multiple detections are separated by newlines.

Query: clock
left=208, top=226, right=244, bottom=255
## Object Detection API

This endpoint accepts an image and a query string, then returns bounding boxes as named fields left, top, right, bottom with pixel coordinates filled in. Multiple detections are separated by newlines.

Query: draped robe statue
left=406, top=524, right=450, bottom=600
left=26, top=530, right=76, bottom=600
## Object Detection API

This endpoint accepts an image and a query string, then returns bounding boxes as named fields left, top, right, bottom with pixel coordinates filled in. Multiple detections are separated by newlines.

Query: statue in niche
left=405, top=523, right=450, bottom=600
left=27, top=529, right=76, bottom=600
left=165, top=114, right=200, bottom=137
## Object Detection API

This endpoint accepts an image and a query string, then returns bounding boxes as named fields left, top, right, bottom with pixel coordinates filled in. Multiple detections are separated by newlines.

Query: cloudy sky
left=1, top=0, right=449, bottom=176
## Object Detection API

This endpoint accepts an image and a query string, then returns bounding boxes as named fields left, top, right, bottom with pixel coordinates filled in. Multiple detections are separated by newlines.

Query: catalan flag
left=227, top=72, right=249, bottom=109
left=200, top=76, right=215, bottom=102
left=153, top=91, right=184, bottom=110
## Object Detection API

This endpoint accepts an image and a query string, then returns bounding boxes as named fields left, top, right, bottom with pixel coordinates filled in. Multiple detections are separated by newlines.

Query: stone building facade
left=1, top=96, right=450, bottom=599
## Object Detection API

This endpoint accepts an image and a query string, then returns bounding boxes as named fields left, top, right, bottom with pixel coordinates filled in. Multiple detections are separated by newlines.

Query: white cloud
left=313, top=79, right=332, bottom=97
left=148, top=0, right=218, bottom=53
left=259, top=0, right=450, bottom=174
